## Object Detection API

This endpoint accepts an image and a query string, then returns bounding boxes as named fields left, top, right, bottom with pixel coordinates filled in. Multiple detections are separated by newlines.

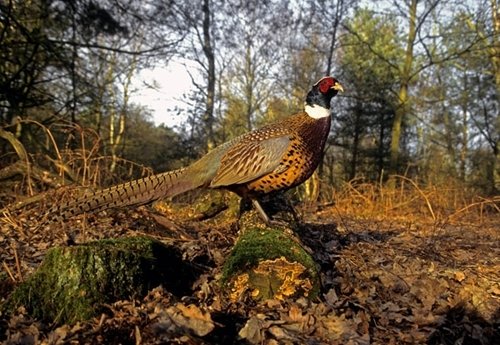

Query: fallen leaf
left=324, top=288, right=339, bottom=305
left=489, top=284, right=500, bottom=296
left=288, top=305, right=304, bottom=323
left=167, top=303, right=214, bottom=337
left=239, top=315, right=266, bottom=344
left=46, top=324, right=68, bottom=344
left=454, top=271, right=466, bottom=282
left=268, top=325, right=291, bottom=340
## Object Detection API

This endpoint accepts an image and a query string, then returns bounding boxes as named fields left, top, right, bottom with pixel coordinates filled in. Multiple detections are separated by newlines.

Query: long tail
left=52, top=168, right=202, bottom=221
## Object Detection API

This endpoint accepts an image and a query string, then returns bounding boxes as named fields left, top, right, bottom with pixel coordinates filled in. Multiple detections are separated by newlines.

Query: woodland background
left=0, top=0, right=499, bottom=198
left=1, top=1, right=499, bottom=344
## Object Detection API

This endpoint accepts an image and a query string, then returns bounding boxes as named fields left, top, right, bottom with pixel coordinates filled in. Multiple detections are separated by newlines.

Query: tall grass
left=324, top=175, right=499, bottom=226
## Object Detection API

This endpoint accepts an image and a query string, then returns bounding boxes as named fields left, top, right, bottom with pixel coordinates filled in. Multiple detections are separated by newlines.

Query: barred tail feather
left=54, top=168, right=200, bottom=220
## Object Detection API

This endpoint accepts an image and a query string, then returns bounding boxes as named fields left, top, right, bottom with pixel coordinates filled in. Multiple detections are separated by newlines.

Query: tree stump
left=2, top=236, right=198, bottom=324
left=222, top=208, right=320, bottom=302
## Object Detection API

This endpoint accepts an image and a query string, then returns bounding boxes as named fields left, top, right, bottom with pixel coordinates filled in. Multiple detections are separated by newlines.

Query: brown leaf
left=287, top=305, right=304, bottom=323
left=167, top=303, right=214, bottom=337
left=268, top=325, right=292, bottom=340
left=238, top=315, right=266, bottom=344
left=454, top=270, right=466, bottom=282
left=46, top=325, right=69, bottom=344
left=324, top=288, right=339, bottom=305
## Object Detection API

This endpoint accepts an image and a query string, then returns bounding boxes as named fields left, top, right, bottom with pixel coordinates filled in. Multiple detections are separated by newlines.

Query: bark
left=350, top=107, right=362, bottom=180
left=389, top=0, right=417, bottom=182
left=320, top=0, right=345, bottom=190
left=244, top=42, right=254, bottom=132
left=377, top=111, right=386, bottom=181
left=325, top=0, right=344, bottom=76
left=108, top=57, right=118, bottom=172
left=202, top=0, right=216, bottom=150
left=110, top=52, right=136, bottom=173
left=490, top=0, right=500, bottom=191
left=459, top=72, right=469, bottom=181
left=491, top=0, right=500, bottom=94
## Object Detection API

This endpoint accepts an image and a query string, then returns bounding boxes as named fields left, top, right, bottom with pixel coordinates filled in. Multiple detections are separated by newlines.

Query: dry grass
left=0, top=121, right=153, bottom=209
left=323, top=175, right=499, bottom=227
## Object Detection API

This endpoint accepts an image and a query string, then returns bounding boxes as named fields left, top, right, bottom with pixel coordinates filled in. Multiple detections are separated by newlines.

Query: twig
left=2, top=261, right=16, bottom=283
left=12, top=243, right=23, bottom=282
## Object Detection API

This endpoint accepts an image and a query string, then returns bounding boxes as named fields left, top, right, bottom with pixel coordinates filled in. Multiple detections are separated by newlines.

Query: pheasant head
left=305, top=76, right=344, bottom=119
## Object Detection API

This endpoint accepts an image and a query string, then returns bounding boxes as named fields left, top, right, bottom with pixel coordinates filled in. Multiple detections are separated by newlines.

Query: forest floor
left=0, top=189, right=499, bottom=344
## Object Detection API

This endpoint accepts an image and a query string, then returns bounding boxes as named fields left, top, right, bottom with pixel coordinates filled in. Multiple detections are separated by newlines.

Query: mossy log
left=2, top=236, right=198, bottom=325
left=160, top=189, right=241, bottom=222
left=222, top=209, right=320, bottom=302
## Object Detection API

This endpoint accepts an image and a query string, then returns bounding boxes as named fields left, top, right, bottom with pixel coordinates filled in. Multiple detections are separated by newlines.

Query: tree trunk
left=244, top=42, right=254, bottom=131
left=325, top=0, right=343, bottom=76
left=489, top=0, right=500, bottom=191
left=459, top=72, right=469, bottom=181
left=202, top=0, right=216, bottom=150
left=110, top=53, right=137, bottom=173
left=377, top=111, right=386, bottom=181
left=350, top=107, right=362, bottom=180
left=491, top=0, right=500, bottom=94
left=389, top=0, right=417, bottom=184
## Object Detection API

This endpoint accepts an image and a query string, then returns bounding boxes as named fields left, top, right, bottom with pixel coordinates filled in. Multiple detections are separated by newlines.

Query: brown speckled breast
left=227, top=112, right=331, bottom=197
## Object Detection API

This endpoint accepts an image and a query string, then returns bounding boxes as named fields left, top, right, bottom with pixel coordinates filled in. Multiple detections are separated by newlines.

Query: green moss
left=222, top=227, right=319, bottom=292
left=2, top=236, right=196, bottom=324
left=167, top=189, right=240, bottom=222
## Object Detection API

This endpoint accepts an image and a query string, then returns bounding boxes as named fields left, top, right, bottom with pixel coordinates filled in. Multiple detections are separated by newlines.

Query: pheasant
left=52, top=76, right=343, bottom=223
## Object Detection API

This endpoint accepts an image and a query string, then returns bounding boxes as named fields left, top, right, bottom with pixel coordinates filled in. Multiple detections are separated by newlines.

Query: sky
left=131, top=59, right=193, bottom=127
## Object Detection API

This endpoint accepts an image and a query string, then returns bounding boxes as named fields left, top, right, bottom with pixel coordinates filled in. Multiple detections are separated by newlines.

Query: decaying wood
left=221, top=208, right=320, bottom=302
left=2, top=236, right=200, bottom=325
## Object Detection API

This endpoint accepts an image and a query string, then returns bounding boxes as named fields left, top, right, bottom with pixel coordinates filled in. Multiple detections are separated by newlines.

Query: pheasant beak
left=332, top=81, right=344, bottom=93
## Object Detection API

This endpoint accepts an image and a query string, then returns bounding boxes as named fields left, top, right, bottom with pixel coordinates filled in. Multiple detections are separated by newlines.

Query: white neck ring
left=305, top=104, right=330, bottom=119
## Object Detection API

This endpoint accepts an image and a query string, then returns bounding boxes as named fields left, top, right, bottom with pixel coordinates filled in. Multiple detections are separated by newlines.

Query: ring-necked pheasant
left=52, top=76, right=343, bottom=223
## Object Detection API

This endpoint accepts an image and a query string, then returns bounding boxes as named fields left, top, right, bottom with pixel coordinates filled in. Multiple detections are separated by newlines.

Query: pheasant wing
left=210, top=135, right=290, bottom=187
